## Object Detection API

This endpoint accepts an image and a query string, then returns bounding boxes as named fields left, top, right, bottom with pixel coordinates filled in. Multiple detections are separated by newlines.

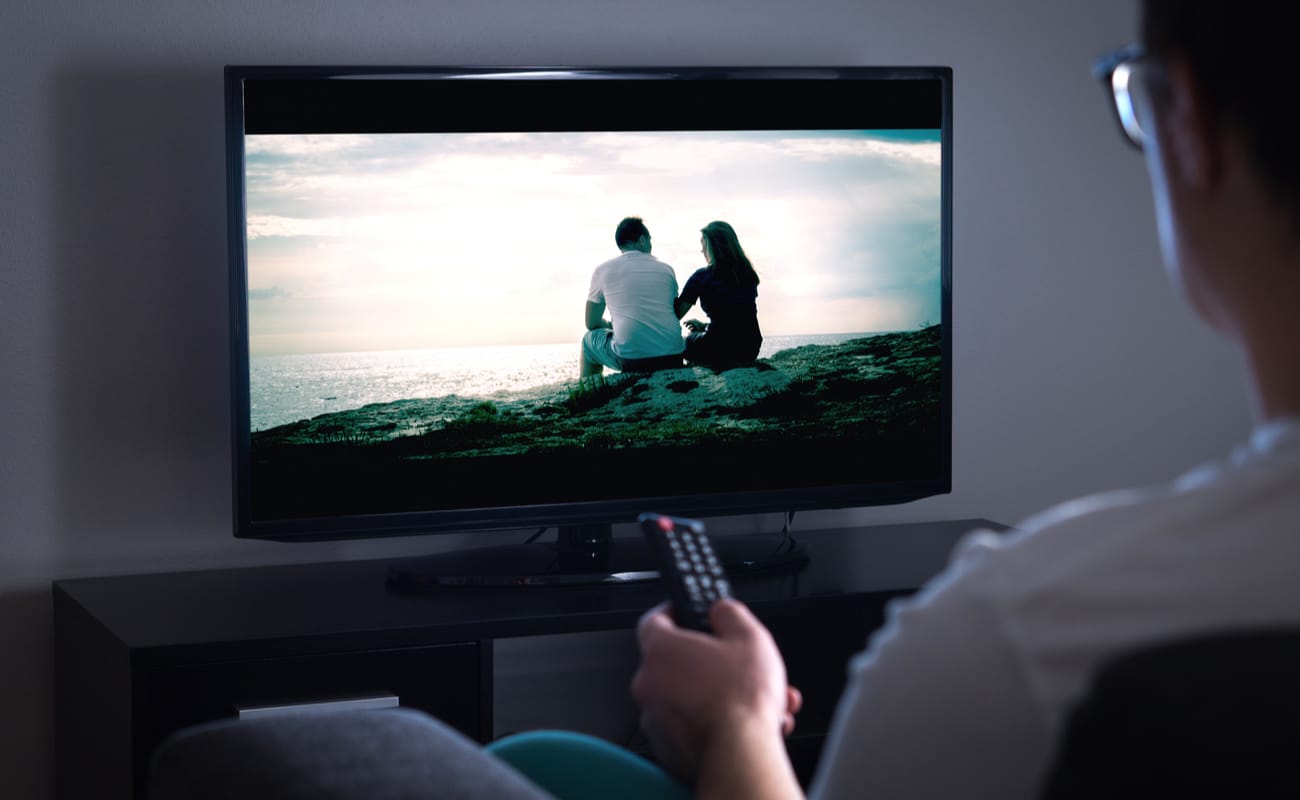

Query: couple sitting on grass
left=580, top=216, right=762, bottom=379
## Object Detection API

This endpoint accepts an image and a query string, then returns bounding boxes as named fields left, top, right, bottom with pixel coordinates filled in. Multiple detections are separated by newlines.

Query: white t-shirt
left=587, top=250, right=684, bottom=360
left=810, top=418, right=1300, bottom=799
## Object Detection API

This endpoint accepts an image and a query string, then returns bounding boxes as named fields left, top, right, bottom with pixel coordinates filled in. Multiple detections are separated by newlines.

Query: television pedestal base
left=386, top=525, right=809, bottom=589
left=53, top=518, right=1004, bottom=800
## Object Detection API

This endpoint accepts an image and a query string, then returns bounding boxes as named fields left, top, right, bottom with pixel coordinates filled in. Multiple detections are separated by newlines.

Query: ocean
left=249, top=332, right=880, bottom=431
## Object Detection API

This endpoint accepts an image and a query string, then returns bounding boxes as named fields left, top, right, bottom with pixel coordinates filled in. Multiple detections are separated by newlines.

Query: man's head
left=1139, top=1, right=1300, bottom=225
left=1097, top=2, right=1300, bottom=334
left=615, top=217, right=652, bottom=253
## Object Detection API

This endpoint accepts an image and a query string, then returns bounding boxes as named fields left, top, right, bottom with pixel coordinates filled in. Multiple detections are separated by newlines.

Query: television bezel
left=225, top=64, right=954, bottom=543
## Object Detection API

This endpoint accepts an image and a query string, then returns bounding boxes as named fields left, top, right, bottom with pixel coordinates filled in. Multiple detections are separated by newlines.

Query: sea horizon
left=249, top=331, right=893, bottom=431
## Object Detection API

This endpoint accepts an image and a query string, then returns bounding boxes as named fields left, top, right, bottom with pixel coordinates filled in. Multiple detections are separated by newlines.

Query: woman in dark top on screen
left=674, top=220, right=762, bottom=368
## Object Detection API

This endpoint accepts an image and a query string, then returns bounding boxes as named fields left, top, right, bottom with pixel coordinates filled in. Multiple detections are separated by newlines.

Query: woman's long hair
left=702, top=221, right=760, bottom=288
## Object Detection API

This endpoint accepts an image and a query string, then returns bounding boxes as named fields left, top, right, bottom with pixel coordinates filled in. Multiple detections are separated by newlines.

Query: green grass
left=564, top=374, right=634, bottom=413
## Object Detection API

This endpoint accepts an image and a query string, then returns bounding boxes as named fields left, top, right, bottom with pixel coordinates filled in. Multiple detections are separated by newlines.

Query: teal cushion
left=488, top=730, right=690, bottom=800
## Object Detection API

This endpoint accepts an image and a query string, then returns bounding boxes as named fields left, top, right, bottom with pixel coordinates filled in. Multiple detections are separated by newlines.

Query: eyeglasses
left=1093, top=44, right=1152, bottom=151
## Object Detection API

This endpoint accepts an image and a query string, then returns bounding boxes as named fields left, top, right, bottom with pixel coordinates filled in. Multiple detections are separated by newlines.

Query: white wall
left=0, top=0, right=1251, bottom=796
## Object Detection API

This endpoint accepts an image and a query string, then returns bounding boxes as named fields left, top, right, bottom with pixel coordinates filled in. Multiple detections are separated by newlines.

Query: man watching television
left=632, top=1, right=1300, bottom=797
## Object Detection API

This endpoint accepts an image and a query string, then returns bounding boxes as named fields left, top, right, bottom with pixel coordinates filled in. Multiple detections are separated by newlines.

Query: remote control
left=638, top=512, right=733, bottom=632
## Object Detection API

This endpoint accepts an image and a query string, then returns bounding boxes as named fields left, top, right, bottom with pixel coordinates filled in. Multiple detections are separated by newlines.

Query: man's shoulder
left=596, top=251, right=675, bottom=275
left=592, top=252, right=629, bottom=272
left=946, top=439, right=1300, bottom=622
left=983, top=469, right=1221, bottom=565
left=945, top=451, right=1270, bottom=584
left=630, top=251, right=674, bottom=270
left=590, top=253, right=630, bottom=287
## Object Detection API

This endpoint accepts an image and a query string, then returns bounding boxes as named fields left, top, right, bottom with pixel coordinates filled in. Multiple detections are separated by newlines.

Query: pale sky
left=244, top=129, right=943, bottom=356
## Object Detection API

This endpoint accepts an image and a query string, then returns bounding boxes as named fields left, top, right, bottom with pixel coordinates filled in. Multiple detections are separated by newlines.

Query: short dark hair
left=1142, top=1, right=1300, bottom=218
left=614, top=217, right=650, bottom=249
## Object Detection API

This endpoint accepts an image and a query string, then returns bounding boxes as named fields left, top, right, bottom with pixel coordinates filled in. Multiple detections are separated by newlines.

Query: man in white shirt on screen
left=580, top=216, right=686, bottom=378
left=630, top=1, right=1300, bottom=798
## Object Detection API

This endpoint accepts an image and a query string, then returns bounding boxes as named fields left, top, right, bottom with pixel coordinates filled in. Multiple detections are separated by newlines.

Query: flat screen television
left=225, top=65, right=953, bottom=586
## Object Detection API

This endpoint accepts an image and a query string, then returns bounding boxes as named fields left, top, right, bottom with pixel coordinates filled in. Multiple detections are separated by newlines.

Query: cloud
left=248, top=215, right=341, bottom=240
left=246, top=135, right=375, bottom=157
left=775, top=136, right=942, bottom=167
left=243, top=129, right=944, bottom=352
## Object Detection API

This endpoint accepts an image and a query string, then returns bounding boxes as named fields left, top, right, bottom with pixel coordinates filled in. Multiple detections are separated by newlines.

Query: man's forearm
left=585, top=301, right=611, bottom=331
left=695, top=715, right=805, bottom=800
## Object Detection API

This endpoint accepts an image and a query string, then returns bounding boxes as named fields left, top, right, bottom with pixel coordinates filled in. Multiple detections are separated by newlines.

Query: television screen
left=227, top=66, right=952, bottom=555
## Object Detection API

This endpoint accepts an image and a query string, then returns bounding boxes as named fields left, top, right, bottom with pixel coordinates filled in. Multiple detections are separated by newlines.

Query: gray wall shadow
left=28, top=62, right=236, bottom=799
left=52, top=62, right=233, bottom=556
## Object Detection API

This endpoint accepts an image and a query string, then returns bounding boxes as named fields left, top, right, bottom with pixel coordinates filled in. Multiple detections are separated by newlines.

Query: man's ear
left=1160, top=56, right=1220, bottom=188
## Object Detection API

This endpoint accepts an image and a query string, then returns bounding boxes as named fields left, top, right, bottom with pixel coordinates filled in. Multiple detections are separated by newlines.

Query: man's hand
left=631, top=599, right=802, bottom=792
left=682, top=319, right=707, bottom=333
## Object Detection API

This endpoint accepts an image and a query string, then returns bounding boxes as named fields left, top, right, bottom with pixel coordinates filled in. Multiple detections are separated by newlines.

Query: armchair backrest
left=1042, top=628, right=1300, bottom=799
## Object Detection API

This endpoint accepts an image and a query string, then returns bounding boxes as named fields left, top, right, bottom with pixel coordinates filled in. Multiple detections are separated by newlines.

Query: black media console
left=53, top=519, right=1003, bottom=800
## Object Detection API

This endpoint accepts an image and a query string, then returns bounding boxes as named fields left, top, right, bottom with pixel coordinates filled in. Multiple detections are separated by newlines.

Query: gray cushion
left=148, top=708, right=555, bottom=800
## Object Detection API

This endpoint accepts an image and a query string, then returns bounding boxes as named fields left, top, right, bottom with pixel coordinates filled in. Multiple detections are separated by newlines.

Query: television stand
left=386, top=524, right=809, bottom=589
left=54, top=518, right=1005, bottom=800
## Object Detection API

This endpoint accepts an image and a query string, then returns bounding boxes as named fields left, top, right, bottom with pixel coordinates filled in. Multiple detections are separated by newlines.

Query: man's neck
left=1225, top=243, right=1300, bottom=423
left=1238, top=323, right=1300, bottom=423
left=1188, top=159, right=1300, bottom=424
